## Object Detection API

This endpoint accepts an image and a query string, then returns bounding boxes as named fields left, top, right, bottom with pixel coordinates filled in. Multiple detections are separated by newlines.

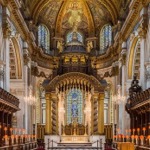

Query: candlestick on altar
left=122, top=135, right=125, bottom=142
left=11, top=135, right=14, bottom=144
left=135, top=135, right=138, bottom=145
left=131, top=135, right=134, bottom=143
left=148, top=135, right=150, bottom=146
left=126, top=135, right=129, bottom=142
left=140, top=135, right=144, bottom=145
left=4, top=135, right=9, bottom=145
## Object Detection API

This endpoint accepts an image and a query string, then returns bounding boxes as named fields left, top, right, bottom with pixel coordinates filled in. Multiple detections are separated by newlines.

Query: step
left=47, top=147, right=99, bottom=150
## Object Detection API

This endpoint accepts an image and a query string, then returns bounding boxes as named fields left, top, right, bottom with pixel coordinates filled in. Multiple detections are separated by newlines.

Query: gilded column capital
left=99, top=93, right=105, bottom=99
left=138, top=26, right=147, bottom=39
left=45, top=93, right=51, bottom=100
left=2, top=22, right=11, bottom=38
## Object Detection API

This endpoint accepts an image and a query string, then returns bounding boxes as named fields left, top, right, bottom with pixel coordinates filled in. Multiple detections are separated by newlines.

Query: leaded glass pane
left=66, top=32, right=83, bottom=43
left=66, top=89, right=83, bottom=124
left=100, top=24, right=112, bottom=54
left=38, top=25, right=50, bottom=54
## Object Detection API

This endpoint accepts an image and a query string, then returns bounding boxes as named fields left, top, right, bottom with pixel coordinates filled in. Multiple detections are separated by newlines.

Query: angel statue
left=57, top=41, right=64, bottom=53
left=86, top=41, right=93, bottom=53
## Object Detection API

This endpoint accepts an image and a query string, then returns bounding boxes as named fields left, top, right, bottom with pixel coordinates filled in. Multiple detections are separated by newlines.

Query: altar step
left=48, top=142, right=100, bottom=149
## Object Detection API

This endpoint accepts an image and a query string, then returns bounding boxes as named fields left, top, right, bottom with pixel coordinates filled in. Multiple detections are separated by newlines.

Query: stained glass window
left=100, top=24, right=112, bottom=54
left=38, top=24, right=50, bottom=53
left=66, top=32, right=83, bottom=43
left=66, top=89, right=83, bottom=124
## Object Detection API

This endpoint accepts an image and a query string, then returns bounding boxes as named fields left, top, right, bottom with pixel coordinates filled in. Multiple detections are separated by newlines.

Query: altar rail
left=0, top=141, right=37, bottom=150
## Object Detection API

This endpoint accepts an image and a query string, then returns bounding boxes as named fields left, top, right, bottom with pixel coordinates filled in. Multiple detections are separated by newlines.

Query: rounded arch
left=43, top=72, right=107, bottom=93
left=9, top=37, right=23, bottom=79
left=128, top=37, right=139, bottom=79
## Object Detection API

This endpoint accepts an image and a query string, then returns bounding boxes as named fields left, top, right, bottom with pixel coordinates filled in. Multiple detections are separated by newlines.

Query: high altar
left=43, top=73, right=106, bottom=149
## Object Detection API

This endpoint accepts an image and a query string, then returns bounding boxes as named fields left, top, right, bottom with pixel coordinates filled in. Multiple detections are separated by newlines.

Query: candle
left=4, top=127, right=7, bottom=135
left=137, top=128, right=140, bottom=135
left=10, top=128, right=13, bottom=135
left=133, top=129, right=135, bottom=135
left=142, top=127, right=146, bottom=135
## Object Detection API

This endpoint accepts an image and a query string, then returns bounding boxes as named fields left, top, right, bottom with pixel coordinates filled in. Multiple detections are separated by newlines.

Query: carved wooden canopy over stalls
left=0, top=87, right=20, bottom=113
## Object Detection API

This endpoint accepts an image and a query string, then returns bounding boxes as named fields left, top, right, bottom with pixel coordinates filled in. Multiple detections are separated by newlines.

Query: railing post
left=52, top=140, right=53, bottom=149
left=48, top=138, right=49, bottom=149
left=100, top=139, right=102, bottom=150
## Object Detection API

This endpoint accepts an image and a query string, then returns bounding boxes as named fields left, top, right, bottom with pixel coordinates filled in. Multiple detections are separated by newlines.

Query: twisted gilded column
left=52, top=97, right=58, bottom=135
left=45, top=93, right=52, bottom=135
left=91, top=93, right=98, bottom=134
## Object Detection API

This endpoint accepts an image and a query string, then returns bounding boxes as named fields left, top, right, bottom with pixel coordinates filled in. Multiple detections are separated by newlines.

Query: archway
left=43, top=72, right=107, bottom=144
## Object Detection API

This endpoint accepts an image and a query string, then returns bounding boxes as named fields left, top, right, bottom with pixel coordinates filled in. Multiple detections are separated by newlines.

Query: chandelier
left=24, top=94, right=36, bottom=106
left=112, top=85, right=126, bottom=104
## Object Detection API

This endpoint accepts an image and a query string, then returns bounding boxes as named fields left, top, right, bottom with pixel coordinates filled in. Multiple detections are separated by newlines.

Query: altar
left=61, top=135, right=89, bottom=143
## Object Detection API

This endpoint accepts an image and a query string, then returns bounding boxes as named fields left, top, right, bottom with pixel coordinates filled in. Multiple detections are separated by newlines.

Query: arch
left=43, top=72, right=107, bottom=93
left=38, top=24, right=50, bottom=54
left=9, top=37, right=23, bottom=79
left=99, top=24, right=112, bottom=54
left=133, top=39, right=140, bottom=79
left=128, top=37, right=139, bottom=79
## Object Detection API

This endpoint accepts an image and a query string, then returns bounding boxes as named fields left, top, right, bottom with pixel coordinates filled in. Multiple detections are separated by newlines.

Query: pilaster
left=138, top=7, right=148, bottom=90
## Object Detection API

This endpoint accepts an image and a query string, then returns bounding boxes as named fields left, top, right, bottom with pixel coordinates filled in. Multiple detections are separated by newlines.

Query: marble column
left=23, top=42, right=30, bottom=134
left=119, top=42, right=128, bottom=134
left=2, top=7, right=11, bottom=92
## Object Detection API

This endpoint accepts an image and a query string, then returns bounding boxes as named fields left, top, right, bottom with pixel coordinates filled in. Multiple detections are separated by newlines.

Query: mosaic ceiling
left=23, top=0, right=128, bottom=35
